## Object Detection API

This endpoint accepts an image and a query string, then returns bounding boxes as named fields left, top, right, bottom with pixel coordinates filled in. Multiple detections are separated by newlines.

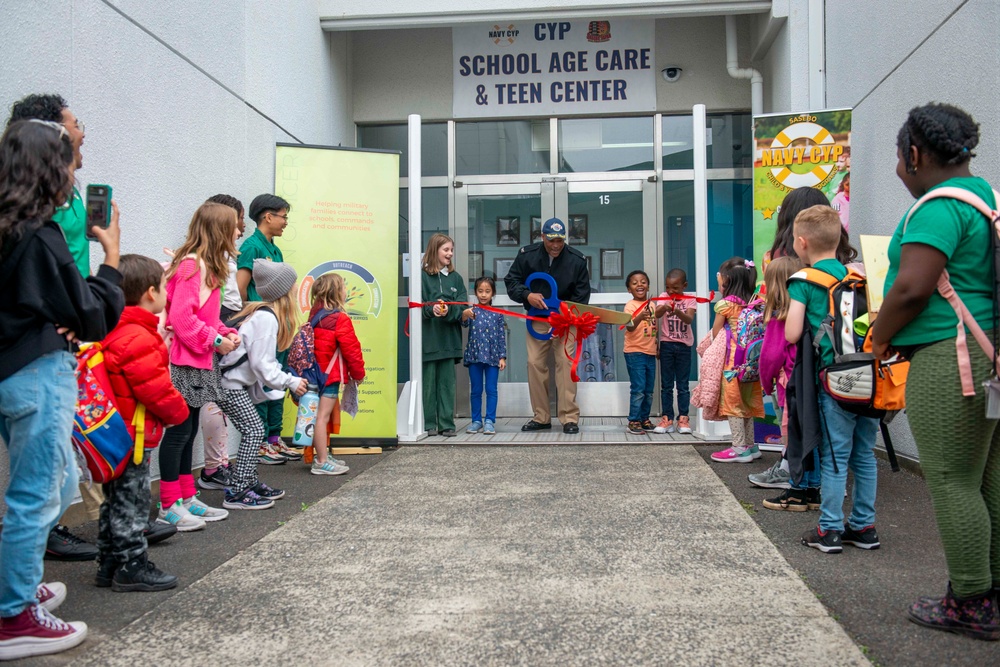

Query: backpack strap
left=904, top=187, right=1000, bottom=395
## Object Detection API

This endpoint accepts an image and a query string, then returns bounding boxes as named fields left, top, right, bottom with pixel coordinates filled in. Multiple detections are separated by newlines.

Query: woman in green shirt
left=421, top=233, right=467, bottom=436
left=872, top=103, right=999, bottom=640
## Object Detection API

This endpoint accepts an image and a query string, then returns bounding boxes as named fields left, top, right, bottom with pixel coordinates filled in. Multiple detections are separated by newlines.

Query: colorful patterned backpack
left=288, top=308, right=340, bottom=388
left=71, top=343, right=134, bottom=483
left=731, top=297, right=766, bottom=383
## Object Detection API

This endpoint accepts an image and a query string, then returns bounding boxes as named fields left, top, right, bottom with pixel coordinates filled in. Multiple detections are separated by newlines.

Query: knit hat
left=252, top=259, right=297, bottom=301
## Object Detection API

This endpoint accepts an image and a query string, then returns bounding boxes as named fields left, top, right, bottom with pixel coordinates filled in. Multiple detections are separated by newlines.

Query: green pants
left=256, top=399, right=285, bottom=439
left=423, top=359, right=457, bottom=432
left=906, top=336, right=1000, bottom=596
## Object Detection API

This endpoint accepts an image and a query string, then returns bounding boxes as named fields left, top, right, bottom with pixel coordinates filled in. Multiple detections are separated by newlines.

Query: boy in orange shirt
left=624, top=270, right=658, bottom=434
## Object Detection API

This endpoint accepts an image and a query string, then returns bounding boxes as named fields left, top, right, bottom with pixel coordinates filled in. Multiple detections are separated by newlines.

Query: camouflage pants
left=97, top=456, right=150, bottom=563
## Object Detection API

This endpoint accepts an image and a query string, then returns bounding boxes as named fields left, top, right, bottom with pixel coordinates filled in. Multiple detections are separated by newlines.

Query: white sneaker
left=311, top=460, right=350, bottom=476
left=156, top=499, right=206, bottom=532
left=183, top=496, right=229, bottom=522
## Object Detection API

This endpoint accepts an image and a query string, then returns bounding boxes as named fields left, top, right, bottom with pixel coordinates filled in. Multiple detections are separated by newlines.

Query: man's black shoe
left=144, top=521, right=177, bottom=546
left=521, top=420, right=552, bottom=432
left=96, top=555, right=116, bottom=588
left=563, top=422, right=580, bottom=434
left=111, top=554, right=178, bottom=592
left=45, top=525, right=99, bottom=561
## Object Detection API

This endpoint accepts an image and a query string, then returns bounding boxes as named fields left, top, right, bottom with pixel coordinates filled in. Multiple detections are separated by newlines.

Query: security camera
left=661, top=66, right=682, bottom=82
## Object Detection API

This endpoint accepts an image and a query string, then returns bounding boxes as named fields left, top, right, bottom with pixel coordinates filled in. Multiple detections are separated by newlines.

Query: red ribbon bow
left=547, top=303, right=599, bottom=382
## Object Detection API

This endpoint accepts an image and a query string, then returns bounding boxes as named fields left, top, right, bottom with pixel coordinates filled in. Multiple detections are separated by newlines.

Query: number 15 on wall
left=599, top=195, right=610, bottom=205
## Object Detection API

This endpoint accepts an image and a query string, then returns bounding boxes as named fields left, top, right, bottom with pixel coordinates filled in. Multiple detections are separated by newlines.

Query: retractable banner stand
left=752, top=109, right=853, bottom=271
left=275, top=144, right=399, bottom=445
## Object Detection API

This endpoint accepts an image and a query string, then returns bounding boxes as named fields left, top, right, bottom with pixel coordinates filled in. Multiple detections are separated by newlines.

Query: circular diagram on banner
left=769, top=121, right=835, bottom=189
left=298, top=260, right=383, bottom=320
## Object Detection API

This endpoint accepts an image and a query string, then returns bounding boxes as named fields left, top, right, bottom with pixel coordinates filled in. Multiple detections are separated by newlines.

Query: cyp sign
left=453, top=19, right=655, bottom=118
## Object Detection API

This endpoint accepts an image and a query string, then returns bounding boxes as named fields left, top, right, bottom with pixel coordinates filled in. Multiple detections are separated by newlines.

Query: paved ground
left=27, top=446, right=865, bottom=666
left=696, top=445, right=998, bottom=667
left=16, top=442, right=996, bottom=666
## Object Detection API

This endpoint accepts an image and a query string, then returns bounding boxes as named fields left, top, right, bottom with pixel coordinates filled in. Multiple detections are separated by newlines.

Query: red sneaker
left=0, top=604, right=87, bottom=660
left=35, top=582, right=66, bottom=612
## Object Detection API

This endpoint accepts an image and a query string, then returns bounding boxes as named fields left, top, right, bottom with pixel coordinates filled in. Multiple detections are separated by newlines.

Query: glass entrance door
left=455, top=178, right=655, bottom=417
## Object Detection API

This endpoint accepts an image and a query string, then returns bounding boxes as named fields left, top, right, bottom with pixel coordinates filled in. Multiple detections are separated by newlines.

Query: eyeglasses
left=269, top=213, right=288, bottom=221
left=74, top=120, right=85, bottom=134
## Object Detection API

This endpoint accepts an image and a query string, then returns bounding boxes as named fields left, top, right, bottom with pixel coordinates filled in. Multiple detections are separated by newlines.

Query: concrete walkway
left=75, top=446, right=867, bottom=666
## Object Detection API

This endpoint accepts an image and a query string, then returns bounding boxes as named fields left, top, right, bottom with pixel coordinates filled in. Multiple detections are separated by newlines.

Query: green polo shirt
left=788, top=258, right=847, bottom=370
left=884, top=177, right=996, bottom=346
left=52, top=186, right=89, bottom=277
left=236, top=228, right=283, bottom=302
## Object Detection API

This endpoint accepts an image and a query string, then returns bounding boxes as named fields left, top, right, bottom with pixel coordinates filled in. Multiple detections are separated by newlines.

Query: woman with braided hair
left=872, top=103, right=1000, bottom=640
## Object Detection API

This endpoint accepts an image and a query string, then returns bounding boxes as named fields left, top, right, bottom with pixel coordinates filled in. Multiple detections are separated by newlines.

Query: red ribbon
left=547, top=303, right=599, bottom=382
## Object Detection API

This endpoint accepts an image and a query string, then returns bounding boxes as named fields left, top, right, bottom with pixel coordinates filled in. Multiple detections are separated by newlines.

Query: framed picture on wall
left=494, top=258, right=515, bottom=281
left=568, top=214, right=588, bottom=246
left=469, top=251, right=483, bottom=280
left=585, top=255, right=592, bottom=277
left=530, top=216, right=543, bottom=244
left=600, top=248, right=624, bottom=279
left=496, top=216, right=521, bottom=247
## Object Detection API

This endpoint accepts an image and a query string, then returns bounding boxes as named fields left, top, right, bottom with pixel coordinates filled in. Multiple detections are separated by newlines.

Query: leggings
left=199, top=402, right=230, bottom=470
left=728, top=416, right=754, bottom=451
left=218, top=389, right=265, bottom=493
left=158, top=405, right=201, bottom=483
left=906, top=336, right=1000, bottom=597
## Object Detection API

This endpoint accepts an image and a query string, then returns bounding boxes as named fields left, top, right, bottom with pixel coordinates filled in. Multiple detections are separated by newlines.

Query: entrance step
left=422, top=417, right=729, bottom=445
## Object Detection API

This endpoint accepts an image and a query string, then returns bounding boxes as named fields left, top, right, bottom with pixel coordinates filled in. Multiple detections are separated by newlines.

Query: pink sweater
left=165, top=257, right=236, bottom=370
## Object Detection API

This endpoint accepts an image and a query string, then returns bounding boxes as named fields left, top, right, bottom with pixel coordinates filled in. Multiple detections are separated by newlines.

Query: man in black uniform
left=505, top=218, right=591, bottom=433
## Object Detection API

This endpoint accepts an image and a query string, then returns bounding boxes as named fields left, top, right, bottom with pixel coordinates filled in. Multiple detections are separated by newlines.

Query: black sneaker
left=562, top=422, right=579, bottom=434
left=640, top=419, right=656, bottom=432
left=802, top=526, right=843, bottom=553
left=223, top=487, right=274, bottom=510
left=762, top=488, right=811, bottom=512
left=45, top=525, right=99, bottom=561
left=251, top=481, right=285, bottom=501
left=143, top=520, right=177, bottom=546
left=842, top=524, right=881, bottom=550
left=521, top=420, right=551, bottom=432
left=96, top=554, right=117, bottom=588
left=626, top=421, right=645, bottom=435
left=197, top=466, right=231, bottom=490
left=112, top=554, right=178, bottom=592
left=805, top=487, right=822, bottom=510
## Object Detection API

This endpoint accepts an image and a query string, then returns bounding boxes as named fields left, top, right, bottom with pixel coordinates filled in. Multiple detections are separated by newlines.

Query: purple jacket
left=759, top=318, right=796, bottom=406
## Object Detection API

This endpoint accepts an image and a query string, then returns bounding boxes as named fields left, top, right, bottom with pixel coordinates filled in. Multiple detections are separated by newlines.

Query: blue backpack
left=288, top=309, right=339, bottom=388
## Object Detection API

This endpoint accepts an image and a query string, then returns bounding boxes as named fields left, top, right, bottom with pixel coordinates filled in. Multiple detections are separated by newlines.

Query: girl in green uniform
left=421, top=234, right=468, bottom=436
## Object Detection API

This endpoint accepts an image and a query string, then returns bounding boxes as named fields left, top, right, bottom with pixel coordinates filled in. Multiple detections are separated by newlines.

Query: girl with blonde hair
left=305, top=272, right=366, bottom=475
left=158, top=202, right=240, bottom=531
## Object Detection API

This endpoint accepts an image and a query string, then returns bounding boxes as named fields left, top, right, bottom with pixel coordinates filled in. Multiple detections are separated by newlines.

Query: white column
left=397, top=114, right=426, bottom=442
left=693, top=104, right=730, bottom=440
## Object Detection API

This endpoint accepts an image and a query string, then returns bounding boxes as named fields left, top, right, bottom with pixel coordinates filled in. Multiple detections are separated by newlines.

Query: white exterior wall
left=823, top=0, right=1000, bottom=460
left=0, top=0, right=350, bottom=508
left=353, top=16, right=755, bottom=122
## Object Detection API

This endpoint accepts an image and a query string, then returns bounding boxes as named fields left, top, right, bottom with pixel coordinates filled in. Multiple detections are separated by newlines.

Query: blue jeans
left=659, top=341, right=692, bottom=419
left=624, top=352, right=656, bottom=422
left=468, top=363, right=500, bottom=423
left=791, top=448, right=822, bottom=490
left=817, top=392, right=879, bottom=532
left=0, top=351, right=79, bottom=617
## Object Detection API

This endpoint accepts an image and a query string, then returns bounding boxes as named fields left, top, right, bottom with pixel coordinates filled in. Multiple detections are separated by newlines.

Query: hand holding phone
left=85, top=184, right=113, bottom=240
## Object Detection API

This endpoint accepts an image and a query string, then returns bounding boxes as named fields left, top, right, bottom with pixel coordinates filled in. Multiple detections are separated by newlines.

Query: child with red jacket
left=96, top=255, right=190, bottom=592
left=309, top=273, right=365, bottom=475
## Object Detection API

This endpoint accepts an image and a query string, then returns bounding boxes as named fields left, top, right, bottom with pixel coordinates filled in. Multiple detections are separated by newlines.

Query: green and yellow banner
left=752, top=109, right=852, bottom=271
left=275, top=144, right=399, bottom=442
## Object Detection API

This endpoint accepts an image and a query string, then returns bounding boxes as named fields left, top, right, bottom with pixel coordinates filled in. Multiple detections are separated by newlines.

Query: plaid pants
left=218, top=388, right=265, bottom=493
left=97, top=457, right=150, bottom=563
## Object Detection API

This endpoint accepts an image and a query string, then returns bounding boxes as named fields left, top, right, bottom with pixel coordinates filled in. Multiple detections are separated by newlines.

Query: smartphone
left=85, top=184, right=112, bottom=240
